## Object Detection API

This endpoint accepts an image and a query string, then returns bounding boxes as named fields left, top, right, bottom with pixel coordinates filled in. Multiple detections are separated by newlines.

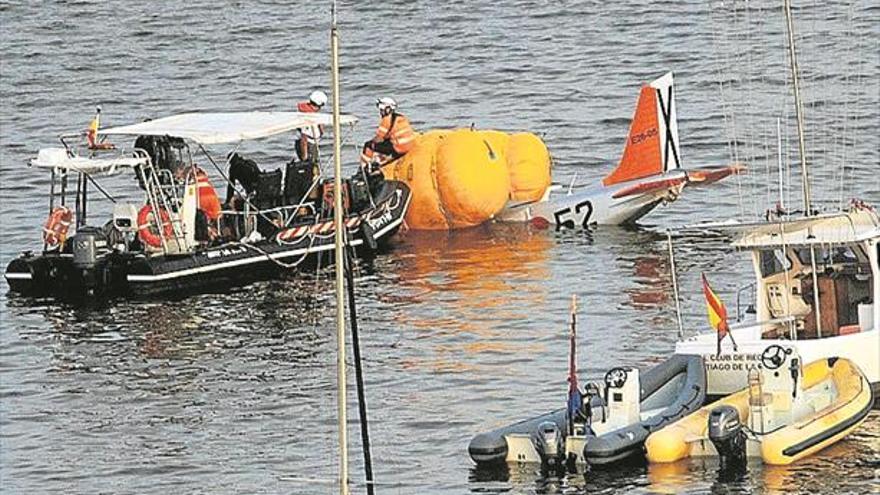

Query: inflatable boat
left=645, top=346, right=874, bottom=466
left=468, top=354, right=706, bottom=469
left=5, top=111, right=411, bottom=299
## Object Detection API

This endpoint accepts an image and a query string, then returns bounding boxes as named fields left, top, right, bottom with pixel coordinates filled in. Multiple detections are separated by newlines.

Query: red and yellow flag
left=702, top=273, right=736, bottom=355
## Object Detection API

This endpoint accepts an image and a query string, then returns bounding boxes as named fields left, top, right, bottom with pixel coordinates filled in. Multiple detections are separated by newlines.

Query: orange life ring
left=137, top=205, right=173, bottom=248
left=43, top=206, right=73, bottom=247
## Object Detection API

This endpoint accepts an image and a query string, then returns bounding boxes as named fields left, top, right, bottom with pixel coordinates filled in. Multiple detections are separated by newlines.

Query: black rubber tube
left=344, top=247, right=375, bottom=495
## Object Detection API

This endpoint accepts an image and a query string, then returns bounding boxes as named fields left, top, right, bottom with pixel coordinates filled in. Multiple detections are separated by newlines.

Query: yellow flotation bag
left=506, top=132, right=551, bottom=202
left=382, top=128, right=551, bottom=230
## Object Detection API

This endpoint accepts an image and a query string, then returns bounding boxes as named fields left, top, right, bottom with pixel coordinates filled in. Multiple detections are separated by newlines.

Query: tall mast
left=783, top=0, right=812, bottom=216
left=330, top=2, right=349, bottom=494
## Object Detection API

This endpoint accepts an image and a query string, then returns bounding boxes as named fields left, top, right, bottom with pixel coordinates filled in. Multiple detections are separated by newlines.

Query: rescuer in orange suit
left=360, top=97, right=417, bottom=167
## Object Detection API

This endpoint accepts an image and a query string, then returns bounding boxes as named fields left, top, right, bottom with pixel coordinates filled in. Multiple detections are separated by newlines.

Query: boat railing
left=736, top=282, right=757, bottom=322
left=729, top=315, right=796, bottom=332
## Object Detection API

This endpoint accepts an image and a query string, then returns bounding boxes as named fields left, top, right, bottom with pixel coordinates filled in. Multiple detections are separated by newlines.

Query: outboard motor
left=531, top=421, right=565, bottom=474
left=71, top=226, right=108, bottom=289
left=708, top=405, right=747, bottom=467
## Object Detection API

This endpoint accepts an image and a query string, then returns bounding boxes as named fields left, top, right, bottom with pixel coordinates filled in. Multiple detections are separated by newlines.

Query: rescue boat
left=468, top=353, right=706, bottom=470
left=4, top=111, right=412, bottom=299
left=645, top=347, right=873, bottom=466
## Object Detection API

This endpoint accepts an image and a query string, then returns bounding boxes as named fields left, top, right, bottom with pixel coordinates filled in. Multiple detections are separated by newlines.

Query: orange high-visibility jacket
left=375, top=113, right=417, bottom=154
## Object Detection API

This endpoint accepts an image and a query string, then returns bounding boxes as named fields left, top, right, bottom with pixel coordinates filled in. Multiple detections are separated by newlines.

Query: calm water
left=1, top=1, right=878, bottom=494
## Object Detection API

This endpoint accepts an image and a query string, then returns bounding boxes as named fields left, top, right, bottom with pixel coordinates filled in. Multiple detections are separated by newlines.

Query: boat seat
left=767, top=283, right=811, bottom=319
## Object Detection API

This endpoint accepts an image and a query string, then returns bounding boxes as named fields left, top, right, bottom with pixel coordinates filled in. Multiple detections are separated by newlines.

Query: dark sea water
left=1, top=1, right=878, bottom=494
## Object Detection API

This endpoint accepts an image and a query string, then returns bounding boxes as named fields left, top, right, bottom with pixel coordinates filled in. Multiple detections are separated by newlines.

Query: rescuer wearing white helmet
left=361, top=96, right=418, bottom=167
left=295, top=90, right=328, bottom=163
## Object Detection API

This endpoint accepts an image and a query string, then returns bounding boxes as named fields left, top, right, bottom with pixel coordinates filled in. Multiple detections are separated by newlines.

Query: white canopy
left=30, top=148, right=148, bottom=174
left=99, top=111, right=357, bottom=145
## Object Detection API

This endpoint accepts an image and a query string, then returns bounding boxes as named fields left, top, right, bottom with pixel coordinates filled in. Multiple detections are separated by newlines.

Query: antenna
left=783, top=0, right=812, bottom=217
left=667, top=230, right=684, bottom=341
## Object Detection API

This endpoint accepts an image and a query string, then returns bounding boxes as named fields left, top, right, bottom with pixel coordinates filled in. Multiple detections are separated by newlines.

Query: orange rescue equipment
left=195, top=169, right=222, bottom=221
left=137, top=205, right=174, bottom=248
left=381, top=128, right=551, bottom=230
left=43, top=206, right=73, bottom=247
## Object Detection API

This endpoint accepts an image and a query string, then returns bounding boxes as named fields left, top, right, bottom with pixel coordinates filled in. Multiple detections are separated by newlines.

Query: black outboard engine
left=708, top=405, right=747, bottom=467
left=71, top=226, right=108, bottom=289
left=532, top=421, right=565, bottom=474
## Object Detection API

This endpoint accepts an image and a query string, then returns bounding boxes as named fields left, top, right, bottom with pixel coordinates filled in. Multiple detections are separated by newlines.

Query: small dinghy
left=469, top=299, right=706, bottom=469
left=646, top=346, right=874, bottom=466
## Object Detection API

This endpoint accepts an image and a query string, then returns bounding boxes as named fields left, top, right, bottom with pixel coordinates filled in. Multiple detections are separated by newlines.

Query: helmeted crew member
left=360, top=97, right=417, bottom=167
left=295, top=90, right=328, bottom=163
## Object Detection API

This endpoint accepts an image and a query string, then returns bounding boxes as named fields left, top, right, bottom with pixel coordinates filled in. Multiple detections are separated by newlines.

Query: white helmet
left=376, top=97, right=397, bottom=114
left=309, top=90, right=328, bottom=108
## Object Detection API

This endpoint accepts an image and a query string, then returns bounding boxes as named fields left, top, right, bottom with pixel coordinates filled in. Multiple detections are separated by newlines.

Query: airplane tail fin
left=603, top=72, right=682, bottom=187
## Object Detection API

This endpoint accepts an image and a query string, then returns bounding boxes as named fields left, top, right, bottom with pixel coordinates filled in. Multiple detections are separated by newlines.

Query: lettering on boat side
left=367, top=210, right=393, bottom=231
left=704, top=353, right=764, bottom=372
left=205, top=246, right=248, bottom=259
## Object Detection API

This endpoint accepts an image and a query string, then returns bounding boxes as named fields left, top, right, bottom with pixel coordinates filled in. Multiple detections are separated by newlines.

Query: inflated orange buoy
left=137, top=204, right=173, bottom=248
left=435, top=129, right=510, bottom=229
left=382, top=128, right=551, bottom=230
left=43, top=206, right=73, bottom=247
left=506, top=132, right=551, bottom=202
left=382, top=130, right=450, bottom=229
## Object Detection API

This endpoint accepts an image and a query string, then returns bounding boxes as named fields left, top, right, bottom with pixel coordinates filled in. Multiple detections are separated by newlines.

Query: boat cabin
left=733, top=209, right=879, bottom=340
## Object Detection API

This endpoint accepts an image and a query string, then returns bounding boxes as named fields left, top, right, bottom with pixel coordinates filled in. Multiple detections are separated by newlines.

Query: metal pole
left=776, top=117, right=784, bottom=211
left=667, top=230, right=685, bottom=340
left=344, top=249, right=375, bottom=495
left=783, top=0, right=812, bottom=216
left=330, top=3, right=349, bottom=494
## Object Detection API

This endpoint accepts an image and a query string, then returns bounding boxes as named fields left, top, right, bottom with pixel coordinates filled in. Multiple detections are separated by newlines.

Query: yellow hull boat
left=645, top=355, right=873, bottom=466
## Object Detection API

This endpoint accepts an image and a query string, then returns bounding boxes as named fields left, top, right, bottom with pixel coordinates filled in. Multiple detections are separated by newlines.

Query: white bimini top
left=99, top=111, right=357, bottom=145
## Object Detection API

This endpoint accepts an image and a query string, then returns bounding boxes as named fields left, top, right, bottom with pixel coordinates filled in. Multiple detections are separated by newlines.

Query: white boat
left=674, top=207, right=880, bottom=400
left=671, top=0, right=879, bottom=402
left=496, top=72, right=743, bottom=228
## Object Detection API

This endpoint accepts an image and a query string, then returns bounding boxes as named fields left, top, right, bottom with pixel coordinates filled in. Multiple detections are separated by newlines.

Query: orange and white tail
left=603, top=72, right=682, bottom=187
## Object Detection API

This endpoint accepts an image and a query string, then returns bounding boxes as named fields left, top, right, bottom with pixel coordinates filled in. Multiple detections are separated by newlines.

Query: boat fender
left=137, top=205, right=173, bottom=248
left=43, top=206, right=73, bottom=247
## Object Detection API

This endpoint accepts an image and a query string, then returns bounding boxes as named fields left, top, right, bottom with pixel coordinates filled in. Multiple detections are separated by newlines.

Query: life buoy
left=137, top=205, right=173, bottom=248
left=43, top=206, right=73, bottom=247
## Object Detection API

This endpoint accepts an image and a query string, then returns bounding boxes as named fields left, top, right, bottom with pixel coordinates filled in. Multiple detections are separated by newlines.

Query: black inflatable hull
left=468, top=354, right=706, bottom=467
left=5, top=182, right=410, bottom=299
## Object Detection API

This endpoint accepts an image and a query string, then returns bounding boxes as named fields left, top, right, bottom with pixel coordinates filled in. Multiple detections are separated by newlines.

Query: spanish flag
left=702, top=273, right=737, bottom=355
